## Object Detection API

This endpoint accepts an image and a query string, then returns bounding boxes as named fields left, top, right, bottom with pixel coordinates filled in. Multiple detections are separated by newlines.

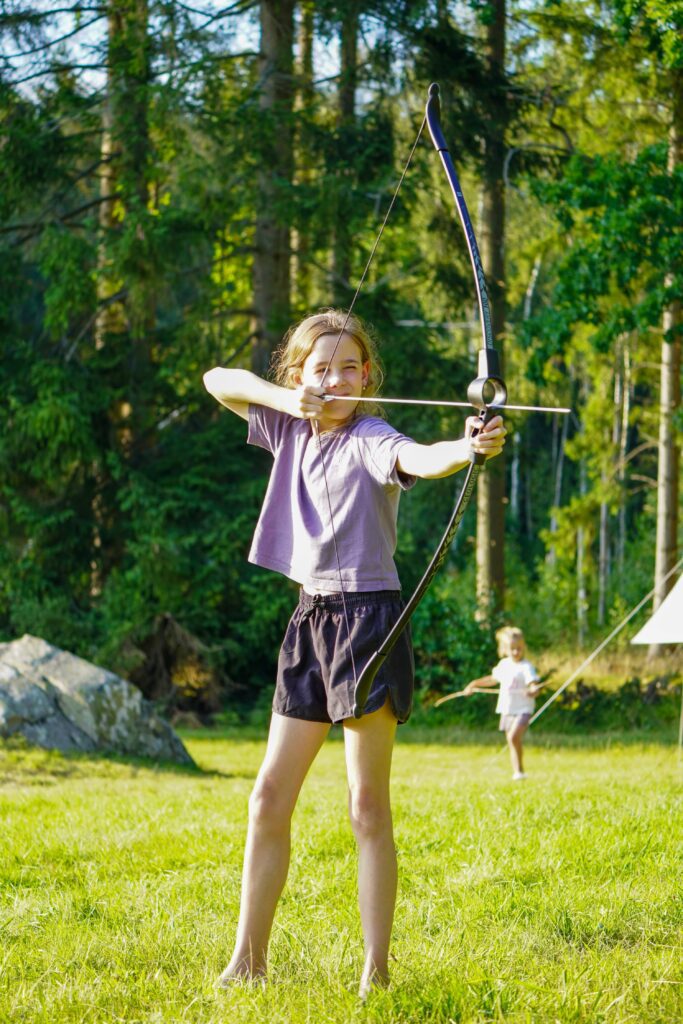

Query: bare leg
left=343, top=700, right=398, bottom=998
left=507, top=720, right=529, bottom=776
left=218, top=713, right=330, bottom=984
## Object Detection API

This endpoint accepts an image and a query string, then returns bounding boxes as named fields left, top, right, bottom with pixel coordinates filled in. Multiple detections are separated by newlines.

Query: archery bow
left=313, top=83, right=567, bottom=718
left=351, top=82, right=509, bottom=716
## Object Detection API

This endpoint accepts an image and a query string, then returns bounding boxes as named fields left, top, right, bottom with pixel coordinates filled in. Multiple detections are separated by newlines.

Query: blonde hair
left=271, top=309, right=385, bottom=418
left=496, top=626, right=525, bottom=657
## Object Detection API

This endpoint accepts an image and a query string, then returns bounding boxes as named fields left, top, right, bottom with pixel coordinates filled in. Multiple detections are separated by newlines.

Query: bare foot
left=358, top=967, right=389, bottom=1000
left=216, top=963, right=266, bottom=990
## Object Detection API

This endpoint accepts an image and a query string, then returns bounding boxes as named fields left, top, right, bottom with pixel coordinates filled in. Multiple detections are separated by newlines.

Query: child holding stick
left=465, top=626, right=541, bottom=780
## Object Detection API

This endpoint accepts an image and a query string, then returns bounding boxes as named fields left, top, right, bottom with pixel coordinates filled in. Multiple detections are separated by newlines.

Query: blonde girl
left=203, top=309, right=506, bottom=994
left=465, top=626, right=541, bottom=779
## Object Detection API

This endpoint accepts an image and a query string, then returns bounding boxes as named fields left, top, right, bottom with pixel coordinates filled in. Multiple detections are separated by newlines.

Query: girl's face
left=508, top=638, right=525, bottom=661
left=294, top=332, right=370, bottom=429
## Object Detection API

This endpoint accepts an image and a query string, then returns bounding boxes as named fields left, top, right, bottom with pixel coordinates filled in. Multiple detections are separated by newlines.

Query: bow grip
left=467, top=347, right=506, bottom=465
left=468, top=406, right=499, bottom=466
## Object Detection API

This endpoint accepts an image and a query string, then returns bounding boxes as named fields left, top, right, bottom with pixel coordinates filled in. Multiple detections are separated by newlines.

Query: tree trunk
left=510, top=430, right=520, bottom=521
left=523, top=253, right=541, bottom=320
left=95, top=92, right=124, bottom=351
left=91, top=0, right=151, bottom=594
left=251, top=0, right=295, bottom=374
left=332, top=0, right=359, bottom=304
left=597, top=480, right=608, bottom=626
left=476, top=0, right=506, bottom=617
left=576, top=458, right=588, bottom=647
left=617, top=338, right=631, bottom=576
left=546, top=411, right=569, bottom=568
left=651, top=68, right=682, bottom=656
left=107, top=0, right=153, bottom=433
left=97, top=0, right=152, bottom=430
left=293, top=0, right=314, bottom=310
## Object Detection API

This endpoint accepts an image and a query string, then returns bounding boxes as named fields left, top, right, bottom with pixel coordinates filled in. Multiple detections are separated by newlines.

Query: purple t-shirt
left=247, top=406, right=416, bottom=592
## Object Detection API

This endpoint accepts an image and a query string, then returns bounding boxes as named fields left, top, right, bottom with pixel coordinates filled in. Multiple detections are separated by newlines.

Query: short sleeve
left=354, top=417, right=417, bottom=490
left=492, top=659, right=506, bottom=683
left=248, top=404, right=293, bottom=455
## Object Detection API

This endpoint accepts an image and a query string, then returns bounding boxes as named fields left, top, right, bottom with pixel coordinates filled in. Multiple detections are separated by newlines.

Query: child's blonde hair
left=496, top=626, right=525, bottom=657
left=271, top=309, right=385, bottom=417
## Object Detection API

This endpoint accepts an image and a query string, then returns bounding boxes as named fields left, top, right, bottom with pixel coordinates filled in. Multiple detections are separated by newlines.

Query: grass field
left=1, top=725, right=681, bottom=1023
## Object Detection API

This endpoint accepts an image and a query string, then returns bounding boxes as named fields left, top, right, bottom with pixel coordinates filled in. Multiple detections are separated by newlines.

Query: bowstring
left=319, top=112, right=427, bottom=386
left=315, top=112, right=427, bottom=693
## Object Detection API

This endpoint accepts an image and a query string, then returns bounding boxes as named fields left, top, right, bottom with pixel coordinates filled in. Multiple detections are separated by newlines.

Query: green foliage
left=525, top=145, right=682, bottom=360
left=411, top=572, right=499, bottom=699
left=545, top=675, right=682, bottom=731
left=0, top=1, right=680, bottom=709
left=613, top=0, right=683, bottom=67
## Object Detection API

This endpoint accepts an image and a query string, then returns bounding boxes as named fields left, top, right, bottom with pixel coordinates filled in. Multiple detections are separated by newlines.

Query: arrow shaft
left=323, top=394, right=570, bottom=414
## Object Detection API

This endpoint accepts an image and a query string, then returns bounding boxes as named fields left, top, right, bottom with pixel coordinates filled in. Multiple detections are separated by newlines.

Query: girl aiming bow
left=204, top=309, right=506, bottom=995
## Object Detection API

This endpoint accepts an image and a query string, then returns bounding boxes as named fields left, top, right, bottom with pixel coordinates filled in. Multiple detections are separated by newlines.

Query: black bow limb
left=353, top=83, right=506, bottom=718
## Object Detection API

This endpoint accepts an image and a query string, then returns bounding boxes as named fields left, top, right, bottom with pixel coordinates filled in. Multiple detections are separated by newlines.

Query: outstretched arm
left=463, top=673, right=497, bottom=695
left=203, top=368, right=325, bottom=422
left=396, top=415, right=506, bottom=479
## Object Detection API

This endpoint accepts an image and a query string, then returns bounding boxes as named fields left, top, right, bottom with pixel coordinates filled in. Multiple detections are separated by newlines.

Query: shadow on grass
left=0, top=734, right=255, bottom=784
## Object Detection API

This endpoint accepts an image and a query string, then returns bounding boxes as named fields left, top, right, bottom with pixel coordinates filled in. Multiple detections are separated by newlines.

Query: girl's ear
left=362, top=359, right=371, bottom=387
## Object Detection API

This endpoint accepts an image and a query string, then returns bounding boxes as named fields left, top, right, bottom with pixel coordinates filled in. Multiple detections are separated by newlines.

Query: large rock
left=0, top=635, right=195, bottom=765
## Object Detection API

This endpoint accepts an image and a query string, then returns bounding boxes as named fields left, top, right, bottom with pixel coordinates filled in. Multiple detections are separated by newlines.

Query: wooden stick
left=433, top=687, right=500, bottom=707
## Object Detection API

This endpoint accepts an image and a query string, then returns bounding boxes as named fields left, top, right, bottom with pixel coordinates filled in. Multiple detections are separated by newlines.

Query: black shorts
left=274, top=590, right=414, bottom=724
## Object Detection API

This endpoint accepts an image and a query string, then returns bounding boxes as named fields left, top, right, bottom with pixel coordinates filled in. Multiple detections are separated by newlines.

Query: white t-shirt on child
left=493, top=657, right=539, bottom=715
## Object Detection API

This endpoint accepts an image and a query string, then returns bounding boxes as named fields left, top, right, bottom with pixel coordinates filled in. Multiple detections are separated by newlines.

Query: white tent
left=529, top=560, right=683, bottom=758
left=631, top=575, right=683, bottom=645
left=631, top=571, right=683, bottom=759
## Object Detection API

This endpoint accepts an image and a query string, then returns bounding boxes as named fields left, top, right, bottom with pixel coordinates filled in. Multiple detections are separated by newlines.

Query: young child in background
left=465, top=626, right=541, bottom=780
left=203, top=309, right=506, bottom=996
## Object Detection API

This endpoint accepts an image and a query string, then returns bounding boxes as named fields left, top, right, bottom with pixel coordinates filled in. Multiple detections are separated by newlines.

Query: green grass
left=1, top=726, right=681, bottom=1024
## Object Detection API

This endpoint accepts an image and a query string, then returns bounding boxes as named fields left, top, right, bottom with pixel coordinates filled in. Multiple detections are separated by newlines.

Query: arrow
left=322, top=394, right=570, bottom=414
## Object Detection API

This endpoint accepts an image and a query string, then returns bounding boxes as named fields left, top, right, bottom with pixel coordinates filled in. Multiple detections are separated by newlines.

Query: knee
left=348, top=784, right=392, bottom=841
left=248, top=775, right=291, bottom=833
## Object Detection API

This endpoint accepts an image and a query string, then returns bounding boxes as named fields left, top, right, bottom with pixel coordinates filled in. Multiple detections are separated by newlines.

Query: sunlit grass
left=1, top=727, right=681, bottom=1023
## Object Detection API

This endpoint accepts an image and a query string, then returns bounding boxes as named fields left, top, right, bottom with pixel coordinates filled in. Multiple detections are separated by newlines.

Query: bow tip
left=428, top=82, right=440, bottom=98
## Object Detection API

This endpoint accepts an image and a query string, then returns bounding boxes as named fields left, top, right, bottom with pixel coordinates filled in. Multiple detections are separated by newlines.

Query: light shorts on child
left=274, top=589, right=414, bottom=724
left=499, top=712, right=532, bottom=732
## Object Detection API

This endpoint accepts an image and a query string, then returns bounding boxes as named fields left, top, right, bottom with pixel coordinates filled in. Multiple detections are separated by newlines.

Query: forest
left=0, top=0, right=681, bottom=716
